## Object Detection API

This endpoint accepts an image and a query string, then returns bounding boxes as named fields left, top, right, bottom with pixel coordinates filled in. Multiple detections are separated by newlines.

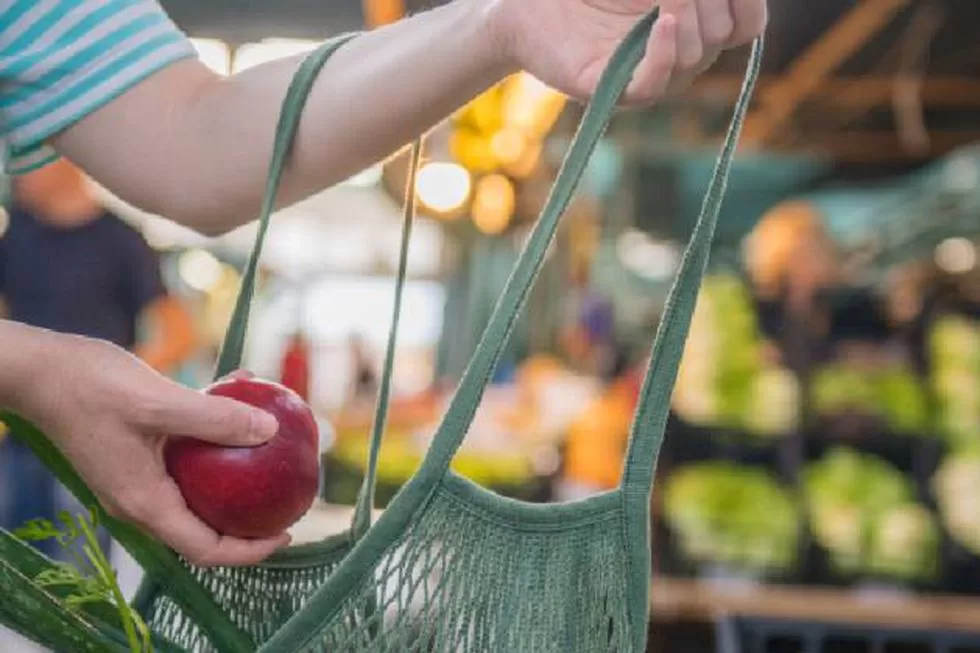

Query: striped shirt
left=0, top=0, right=195, bottom=174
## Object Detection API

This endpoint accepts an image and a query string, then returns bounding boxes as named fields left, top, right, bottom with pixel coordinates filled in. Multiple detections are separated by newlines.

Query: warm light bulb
left=935, top=237, right=976, bottom=274
left=503, top=139, right=542, bottom=179
left=415, top=162, right=471, bottom=214
left=504, top=73, right=567, bottom=136
left=451, top=129, right=498, bottom=173
left=490, top=128, right=526, bottom=166
left=472, top=174, right=515, bottom=235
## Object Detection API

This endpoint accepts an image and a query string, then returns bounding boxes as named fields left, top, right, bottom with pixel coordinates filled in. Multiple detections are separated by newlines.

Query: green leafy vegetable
left=804, top=448, right=939, bottom=581
left=663, top=461, right=799, bottom=574
left=930, top=315, right=980, bottom=450
left=15, top=511, right=152, bottom=653
left=933, top=452, right=980, bottom=555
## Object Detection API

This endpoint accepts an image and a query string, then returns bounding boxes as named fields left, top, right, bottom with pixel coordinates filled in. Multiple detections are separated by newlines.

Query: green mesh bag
left=0, top=11, right=761, bottom=652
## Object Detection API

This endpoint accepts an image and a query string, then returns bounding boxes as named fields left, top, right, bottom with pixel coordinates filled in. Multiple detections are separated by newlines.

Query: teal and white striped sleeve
left=0, top=0, right=196, bottom=174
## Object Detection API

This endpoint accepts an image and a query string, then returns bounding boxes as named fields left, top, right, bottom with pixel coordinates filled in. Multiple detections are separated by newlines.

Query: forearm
left=55, top=0, right=514, bottom=235
left=0, top=321, right=59, bottom=414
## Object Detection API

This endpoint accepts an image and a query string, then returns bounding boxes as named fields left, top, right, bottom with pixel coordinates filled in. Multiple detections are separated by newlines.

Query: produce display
left=804, top=448, right=939, bottom=582
left=329, top=431, right=535, bottom=490
left=933, top=452, right=980, bottom=555
left=166, top=377, right=320, bottom=538
left=811, top=362, right=929, bottom=434
left=674, top=275, right=800, bottom=437
left=662, top=461, right=799, bottom=574
left=930, top=315, right=980, bottom=450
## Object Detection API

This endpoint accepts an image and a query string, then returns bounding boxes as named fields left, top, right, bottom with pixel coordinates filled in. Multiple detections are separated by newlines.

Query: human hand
left=488, top=0, right=767, bottom=105
left=18, top=333, right=288, bottom=566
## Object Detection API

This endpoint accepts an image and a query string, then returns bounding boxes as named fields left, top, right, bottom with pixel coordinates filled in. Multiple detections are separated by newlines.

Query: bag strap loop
left=620, top=37, right=763, bottom=497
left=412, top=11, right=658, bottom=479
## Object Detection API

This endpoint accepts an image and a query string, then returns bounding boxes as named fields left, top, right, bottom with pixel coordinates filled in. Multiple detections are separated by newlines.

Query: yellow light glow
left=455, top=84, right=505, bottom=133
left=415, top=162, right=471, bottom=214
left=179, top=249, right=224, bottom=292
left=190, top=38, right=231, bottom=75
left=450, top=129, right=498, bottom=173
left=472, top=174, right=515, bottom=235
left=503, top=139, right=542, bottom=179
left=490, top=127, right=526, bottom=166
left=504, top=73, right=567, bottom=136
left=234, top=39, right=319, bottom=73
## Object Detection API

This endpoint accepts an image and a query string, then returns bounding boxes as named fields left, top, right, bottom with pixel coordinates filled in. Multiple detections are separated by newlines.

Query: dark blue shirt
left=0, top=205, right=166, bottom=349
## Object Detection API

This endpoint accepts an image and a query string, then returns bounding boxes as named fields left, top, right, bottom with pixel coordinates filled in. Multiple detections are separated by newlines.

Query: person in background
left=744, top=200, right=841, bottom=372
left=0, top=158, right=196, bottom=559
left=280, top=330, right=313, bottom=402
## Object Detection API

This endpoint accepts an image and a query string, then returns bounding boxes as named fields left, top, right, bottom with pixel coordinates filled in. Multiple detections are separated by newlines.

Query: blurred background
left=2, top=0, right=980, bottom=651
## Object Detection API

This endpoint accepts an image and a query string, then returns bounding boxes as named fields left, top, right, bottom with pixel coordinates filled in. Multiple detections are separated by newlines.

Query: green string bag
left=0, top=10, right=762, bottom=652
left=249, top=18, right=761, bottom=653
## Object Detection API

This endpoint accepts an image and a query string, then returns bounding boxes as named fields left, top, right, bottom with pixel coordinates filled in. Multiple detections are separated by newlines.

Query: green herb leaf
left=13, top=518, right=61, bottom=543
left=35, top=563, right=87, bottom=588
left=57, top=510, right=83, bottom=544
left=14, top=509, right=154, bottom=652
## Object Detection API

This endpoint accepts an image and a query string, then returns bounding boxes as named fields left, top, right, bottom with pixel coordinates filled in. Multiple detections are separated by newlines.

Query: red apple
left=165, top=377, right=320, bottom=539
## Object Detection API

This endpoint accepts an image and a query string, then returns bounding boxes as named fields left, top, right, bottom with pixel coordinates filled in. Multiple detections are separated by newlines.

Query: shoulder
left=0, top=0, right=196, bottom=174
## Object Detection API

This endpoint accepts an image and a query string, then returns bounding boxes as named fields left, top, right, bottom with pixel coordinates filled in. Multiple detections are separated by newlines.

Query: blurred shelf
left=651, top=578, right=980, bottom=633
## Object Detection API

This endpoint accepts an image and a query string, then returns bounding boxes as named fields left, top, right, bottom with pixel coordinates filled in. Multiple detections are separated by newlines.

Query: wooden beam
left=742, top=0, right=911, bottom=144
left=362, top=0, right=405, bottom=27
left=774, top=129, right=980, bottom=163
left=651, top=578, right=980, bottom=634
left=684, top=76, right=980, bottom=109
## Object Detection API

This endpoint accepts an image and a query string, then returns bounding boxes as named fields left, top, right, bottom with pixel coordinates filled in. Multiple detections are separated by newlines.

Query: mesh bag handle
left=406, top=13, right=661, bottom=485
left=621, top=38, right=763, bottom=497
left=351, top=142, right=422, bottom=541
left=618, top=37, right=762, bottom=639
left=210, top=31, right=422, bottom=540
left=408, top=11, right=761, bottom=484
left=253, top=14, right=763, bottom=651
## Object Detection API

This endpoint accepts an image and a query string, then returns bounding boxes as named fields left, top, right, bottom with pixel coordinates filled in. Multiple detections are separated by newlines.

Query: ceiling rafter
left=774, top=129, right=980, bottom=163
left=741, top=0, right=911, bottom=146
left=684, top=76, right=980, bottom=108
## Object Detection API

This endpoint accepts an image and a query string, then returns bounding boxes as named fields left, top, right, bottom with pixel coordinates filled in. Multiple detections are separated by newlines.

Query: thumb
left=138, top=383, right=279, bottom=446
